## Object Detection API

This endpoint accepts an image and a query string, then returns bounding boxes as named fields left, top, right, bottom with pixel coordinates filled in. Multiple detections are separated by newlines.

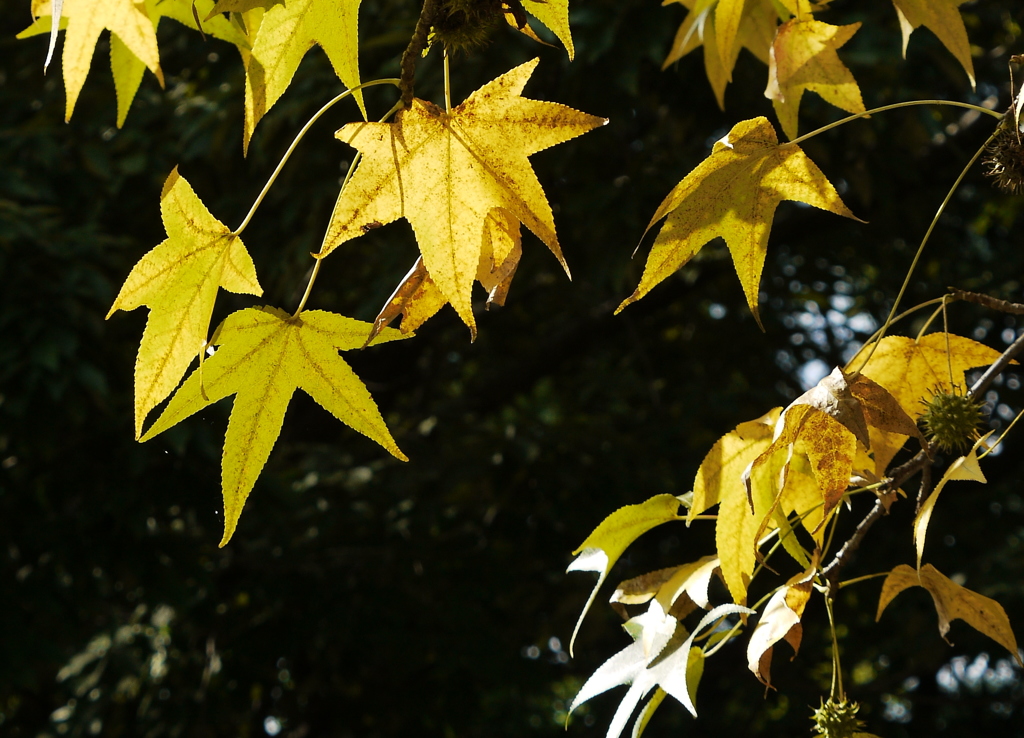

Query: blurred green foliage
left=1, top=1, right=1023, bottom=736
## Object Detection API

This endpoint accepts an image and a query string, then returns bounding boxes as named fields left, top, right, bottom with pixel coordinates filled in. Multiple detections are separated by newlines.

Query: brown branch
left=970, top=327, right=1024, bottom=398
left=400, top=0, right=441, bottom=106
left=948, top=288, right=1024, bottom=315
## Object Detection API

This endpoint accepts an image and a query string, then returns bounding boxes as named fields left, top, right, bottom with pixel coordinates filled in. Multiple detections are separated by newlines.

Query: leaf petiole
left=788, top=100, right=1003, bottom=147
left=233, top=78, right=401, bottom=237
left=851, top=129, right=999, bottom=374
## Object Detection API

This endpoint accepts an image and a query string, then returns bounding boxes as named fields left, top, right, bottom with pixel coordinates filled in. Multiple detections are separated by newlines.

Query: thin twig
left=970, top=328, right=1024, bottom=398
left=400, top=0, right=440, bottom=106
left=914, top=461, right=932, bottom=517
left=948, top=288, right=1024, bottom=315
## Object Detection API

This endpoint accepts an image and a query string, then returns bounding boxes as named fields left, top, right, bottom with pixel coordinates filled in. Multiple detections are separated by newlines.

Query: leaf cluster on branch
left=17, top=0, right=1024, bottom=734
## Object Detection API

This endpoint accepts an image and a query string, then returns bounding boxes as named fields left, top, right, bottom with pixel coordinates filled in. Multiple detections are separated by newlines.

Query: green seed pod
left=918, top=385, right=985, bottom=453
left=811, top=698, right=867, bottom=738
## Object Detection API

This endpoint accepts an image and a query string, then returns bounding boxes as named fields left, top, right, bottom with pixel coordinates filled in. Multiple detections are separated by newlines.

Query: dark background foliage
left=2, top=1, right=1024, bottom=736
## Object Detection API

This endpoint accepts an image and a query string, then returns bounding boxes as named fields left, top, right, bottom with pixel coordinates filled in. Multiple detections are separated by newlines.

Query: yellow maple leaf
left=878, top=563, right=1022, bottom=665
left=765, top=17, right=865, bottom=140
left=106, top=0, right=249, bottom=127
left=243, top=0, right=363, bottom=151
left=566, top=494, right=683, bottom=655
left=108, top=168, right=262, bottom=439
left=520, top=0, right=574, bottom=59
left=141, top=306, right=409, bottom=546
left=617, top=116, right=858, bottom=326
left=913, top=434, right=989, bottom=570
left=18, top=0, right=163, bottom=122
left=319, top=58, right=606, bottom=335
left=891, top=0, right=974, bottom=88
left=662, top=0, right=777, bottom=109
left=367, top=209, right=522, bottom=341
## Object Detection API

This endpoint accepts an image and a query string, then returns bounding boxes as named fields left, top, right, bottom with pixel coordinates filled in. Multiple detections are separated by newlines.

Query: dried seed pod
left=919, top=384, right=985, bottom=453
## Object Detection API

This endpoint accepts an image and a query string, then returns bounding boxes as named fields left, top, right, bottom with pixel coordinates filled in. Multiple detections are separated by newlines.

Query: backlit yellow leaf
left=243, top=0, right=363, bottom=151
left=662, top=0, right=777, bottom=108
left=690, top=407, right=781, bottom=520
left=112, top=0, right=248, bottom=127
left=141, top=306, right=409, bottom=546
left=321, top=59, right=606, bottom=335
left=765, top=17, right=865, bottom=140
left=521, top=0, right=574, bottom=59
left=851, top=333, right=1006, bottom=420
left=108, top=168, right=262, bottom=438
left=913, top=434, right=989, bottom=570
left=567, top=494, right=683, bottom=655
left=617, top=117, right=858, bottom=325
left=892, top=0, right=974, bottom=88
left=18, top=0, right=163, bottom=122
left=878, top=564, right=1021, bottom=664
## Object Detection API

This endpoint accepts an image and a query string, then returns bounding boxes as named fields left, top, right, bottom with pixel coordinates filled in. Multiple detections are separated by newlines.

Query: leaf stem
left=296, top=100, right=405, bottom=317
left=825, top=592, right=844, bottom=701
left=789, top=100, right=1002, bottom=147
left=233, top=79, right=400, bottom=236
left=837, top=571, right=888, bottom=590
left=850, top=129, right=998, bottom=375
left=443, top=47, right=452, bottom=113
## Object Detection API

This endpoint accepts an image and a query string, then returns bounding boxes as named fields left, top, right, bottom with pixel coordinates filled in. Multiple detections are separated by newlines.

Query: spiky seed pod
left=810, top=698, right=866, bottom=738
left=982, top=109, right=1024, bottom=194
left=431, top=0, right=503, bottom=55
left=919, top=384, right=985, bottom=453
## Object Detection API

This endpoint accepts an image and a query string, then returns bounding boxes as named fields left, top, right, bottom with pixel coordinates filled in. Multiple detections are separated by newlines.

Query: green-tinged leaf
left=567, top=494, right=683, bottom=655
left=913, top=434, right=989, bottom=570
left=107, top=168, right=262, bottom=438
left=617, top=117, right=858, bottom=325
left=140, top=306, right=409, bottom=546
left=877, top=564, right=1022, bottom=664
left=521, top=0, right=573, bottom=59
left=243, top=0, right=364, bottom=151
left=631, top=687, right=667, bottom=738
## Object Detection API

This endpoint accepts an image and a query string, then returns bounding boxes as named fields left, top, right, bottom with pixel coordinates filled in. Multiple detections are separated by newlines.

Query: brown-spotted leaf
left=321, top=59, right=606, bottom=335
left=765, top=17, right=865, bottom=140
left=892, top=0, right=974, bottom=88
left=746, top=569, right=814, bottom=687
left=617, top=117, right=858, bottom=326
left=878, top=564, right=1021, bottom=664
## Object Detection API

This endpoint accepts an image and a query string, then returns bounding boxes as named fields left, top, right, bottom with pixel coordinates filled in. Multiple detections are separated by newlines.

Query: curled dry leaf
left=366, top=209, right=523, bottom=343
left=746, top=568, right=814, bottom=687
left=877, top=564, right=1022, bottom=665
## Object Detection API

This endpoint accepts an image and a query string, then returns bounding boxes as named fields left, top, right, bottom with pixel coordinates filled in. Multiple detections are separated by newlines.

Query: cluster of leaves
left=15, top=0, right=1024, bottom=735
